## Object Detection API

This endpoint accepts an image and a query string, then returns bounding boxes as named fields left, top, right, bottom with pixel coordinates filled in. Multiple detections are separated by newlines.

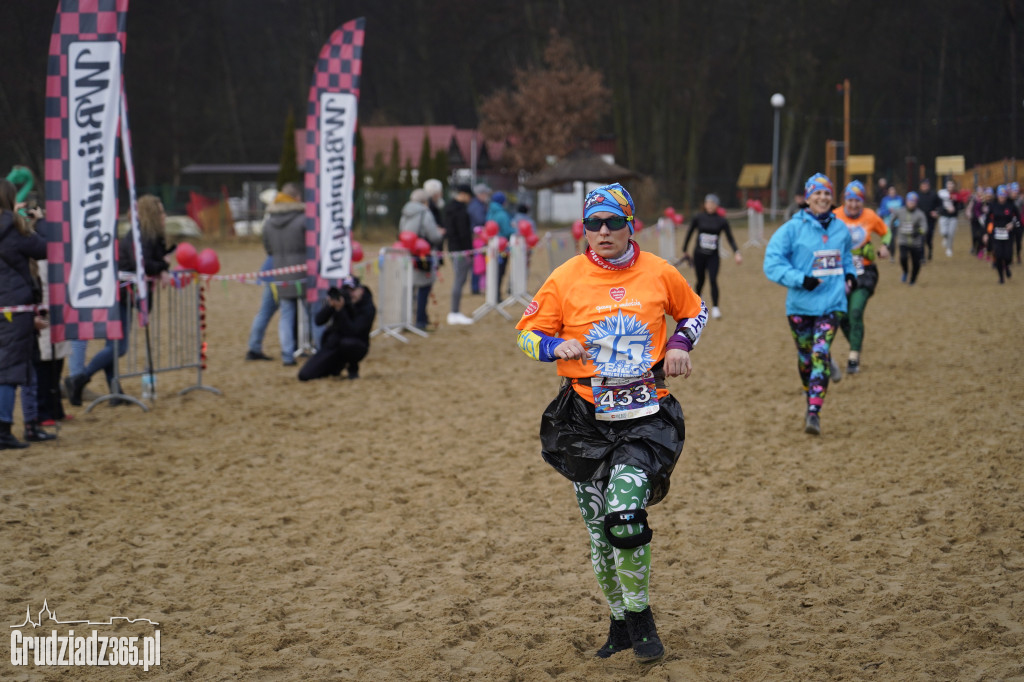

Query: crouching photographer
left=297, top=276, right=376, bottom=382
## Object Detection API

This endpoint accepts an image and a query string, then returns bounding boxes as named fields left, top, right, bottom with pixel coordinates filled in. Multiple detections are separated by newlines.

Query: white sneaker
left=946, top=248, right=953, bottom=257
left=711, top=306, right=722, bottom=319
left=447, top=312, right=474, bottom=325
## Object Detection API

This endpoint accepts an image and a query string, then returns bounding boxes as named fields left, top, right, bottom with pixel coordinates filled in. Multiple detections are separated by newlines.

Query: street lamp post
left=770, top=93, right=785, bottom=220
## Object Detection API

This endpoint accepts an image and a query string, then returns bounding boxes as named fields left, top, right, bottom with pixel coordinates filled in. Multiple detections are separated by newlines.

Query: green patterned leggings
left=574, top=464, right=653, bottom=619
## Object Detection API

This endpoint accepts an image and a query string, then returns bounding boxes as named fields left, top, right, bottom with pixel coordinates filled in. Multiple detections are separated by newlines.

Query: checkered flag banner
left=304, top=17, right=366, bottom=302
left=42, top=0, right=130, bottom=343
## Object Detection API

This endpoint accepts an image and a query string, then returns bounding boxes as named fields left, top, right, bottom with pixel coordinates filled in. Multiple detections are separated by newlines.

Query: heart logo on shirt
left=609, top=287, right=626, bottom=302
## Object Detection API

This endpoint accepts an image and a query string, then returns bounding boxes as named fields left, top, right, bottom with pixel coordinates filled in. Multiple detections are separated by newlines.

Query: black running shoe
left=847, top=359, right=860, bottom=375
left=245, top=350, right=273, bottom=361
left=624, top=607, right=664, bottom=663
left=595, top=617, right=630, bottom=658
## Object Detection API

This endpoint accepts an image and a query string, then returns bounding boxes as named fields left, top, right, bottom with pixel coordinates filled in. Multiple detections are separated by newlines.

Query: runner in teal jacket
left=763, top=173, right=857, bottom=436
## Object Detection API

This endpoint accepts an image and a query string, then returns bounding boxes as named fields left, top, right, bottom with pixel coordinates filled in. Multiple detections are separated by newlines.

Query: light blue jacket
left=764, top=209, right=856, bottom=316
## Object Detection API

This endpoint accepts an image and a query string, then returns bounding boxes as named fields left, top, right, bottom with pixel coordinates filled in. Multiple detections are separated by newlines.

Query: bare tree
left=479, top=31, right=610, bottom=172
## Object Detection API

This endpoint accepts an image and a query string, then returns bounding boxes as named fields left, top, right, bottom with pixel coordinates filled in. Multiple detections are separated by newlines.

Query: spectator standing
left=424, top=178, right=445, bottom=227
left=244, top=255, right=279, bottom=361
left=66, top=195, right=172, bottom=405
left=0, top=179, right=47, bottom=448
left=445, top=185, right=475, bottom=326
left=488, top=191, right=513, bottom=294
left=400, top=189, right=445, bottom=330
left=467, top=183, right=491, bottom=230
left=262, top=183, right=308, bottom=366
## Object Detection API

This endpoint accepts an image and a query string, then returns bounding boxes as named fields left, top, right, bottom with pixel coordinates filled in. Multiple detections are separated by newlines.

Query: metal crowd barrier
left=371, top=247, right=427, bottom=343
left=472, top=236, right=512, bottom=321
left=87, top=274, right=221, bottom=412
left=498, top=234, right=532, bottom=314
left=656, top=217, right=678, bottom=261
left=745, top=208, right=766, bottom=247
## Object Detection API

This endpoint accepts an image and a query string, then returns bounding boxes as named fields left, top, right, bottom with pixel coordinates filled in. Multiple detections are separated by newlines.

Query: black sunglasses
left=582, top=216, right=632, bottom=232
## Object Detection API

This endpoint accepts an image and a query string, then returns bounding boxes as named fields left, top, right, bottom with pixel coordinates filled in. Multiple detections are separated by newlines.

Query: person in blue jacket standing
left=764, top=173, right=857, bottom=436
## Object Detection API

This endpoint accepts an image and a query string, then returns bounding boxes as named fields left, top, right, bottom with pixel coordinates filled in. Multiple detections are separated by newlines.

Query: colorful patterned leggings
left=574, top=464, right=652, bottom=619
left=787, top=312, right=840, bottom=414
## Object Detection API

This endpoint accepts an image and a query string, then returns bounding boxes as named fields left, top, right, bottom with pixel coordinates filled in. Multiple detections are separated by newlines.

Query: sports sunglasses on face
left=582, top=216, right=632, bottom=231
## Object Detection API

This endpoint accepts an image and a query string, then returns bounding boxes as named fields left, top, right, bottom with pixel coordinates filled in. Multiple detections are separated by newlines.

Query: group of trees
left=2, top=0, right=1020, bottom=211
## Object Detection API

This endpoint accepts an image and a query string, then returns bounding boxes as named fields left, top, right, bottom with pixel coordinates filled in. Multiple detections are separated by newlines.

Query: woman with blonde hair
left=65, top=194, right=174, bottom=405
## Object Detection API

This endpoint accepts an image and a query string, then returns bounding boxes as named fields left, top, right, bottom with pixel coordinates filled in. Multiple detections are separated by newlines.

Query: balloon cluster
left=663, top=207, right=685, bottom=225
left=745, top=199, right=764, bottom=214
left=517, top=220, right=540, bottom=248
left=393, top=230, right=432, bottom=257
left=175, top=242, right=221, bottom=275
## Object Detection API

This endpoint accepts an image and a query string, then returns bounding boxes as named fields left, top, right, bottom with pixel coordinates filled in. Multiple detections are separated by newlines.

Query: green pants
left=839, top=287, right=871, bottom=352
left=574, top=465, right=652, bottom=619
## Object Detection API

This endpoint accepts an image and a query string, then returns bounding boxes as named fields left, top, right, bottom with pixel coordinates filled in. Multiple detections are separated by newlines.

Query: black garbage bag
left=538, top=382, right=686, bottom=507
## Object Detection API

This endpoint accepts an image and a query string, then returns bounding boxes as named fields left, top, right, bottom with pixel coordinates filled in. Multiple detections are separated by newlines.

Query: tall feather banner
left=303, top=18, right=366, bottom=302
left=43, top=0, right=131, bottom=342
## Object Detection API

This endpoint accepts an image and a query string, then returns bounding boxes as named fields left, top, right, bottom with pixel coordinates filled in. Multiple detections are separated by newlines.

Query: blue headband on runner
left=805, top=173, right=834, bottom=196
left=583, top=184, right=636, bottom=233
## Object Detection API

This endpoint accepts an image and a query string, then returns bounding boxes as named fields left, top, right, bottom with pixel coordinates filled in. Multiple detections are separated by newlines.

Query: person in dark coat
left=0, top=179, right=47, bottom=449
left=298, top=277, right=376, bottom=381
left=65, top=195, right=172, bottom=406
left=445, top=184, right=475, bottom=325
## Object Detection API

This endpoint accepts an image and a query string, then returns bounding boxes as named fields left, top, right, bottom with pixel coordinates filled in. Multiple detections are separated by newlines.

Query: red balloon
left=572, top=220, right=585, bottom=240
left=413, top=238, right=432, bottom=258
left=351, top=240, right=364, bottom=263
left=634, top=219, right=645, bottom=233
left=399, top=230, right=418, bottom=249
left=391, top=240, right=409, bottom=252
left=663, top=207, right=677, bottom=219
left=525, top=232, right=540, bottom=248
left=672, top=213, right=684, bottom=225
left=484, top=220, right=499, bottom=238
left=716, top=207, right=726, bottom=217
left=195, top=248, right=220, bottom=275
left=176, top=242, right=198, bottom=270
left=517, top=219, right=534, bottom=236
left=497, top=236, right=509, bottom=252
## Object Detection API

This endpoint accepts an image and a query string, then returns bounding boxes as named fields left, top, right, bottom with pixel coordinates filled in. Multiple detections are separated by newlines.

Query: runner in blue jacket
left=764, top=173, right=857, bottom=435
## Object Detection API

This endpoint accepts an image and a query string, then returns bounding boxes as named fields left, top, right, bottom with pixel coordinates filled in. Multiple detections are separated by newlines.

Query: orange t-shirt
left=516, top=250, right=703, bottom=403
left=833, top=207, right=888, bottom=266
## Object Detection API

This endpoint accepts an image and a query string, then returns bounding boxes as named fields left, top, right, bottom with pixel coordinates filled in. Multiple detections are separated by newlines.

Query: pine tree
left=432, top=149, right=449, bottom=187
left=402, top=159, right=415, bottom=190
left=385, top=138, right=401, bottom=189
left=276, top=109, right=302, bottom=189
left=418, top=131, right=432, bottom=187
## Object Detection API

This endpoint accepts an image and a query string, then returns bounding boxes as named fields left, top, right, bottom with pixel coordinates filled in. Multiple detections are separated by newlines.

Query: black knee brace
left=603, top=509, right=652, bottom=549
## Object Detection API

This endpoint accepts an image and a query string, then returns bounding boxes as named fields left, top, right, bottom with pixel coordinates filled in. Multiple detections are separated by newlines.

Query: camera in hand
left=328, top=286, right=351, bottom=303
